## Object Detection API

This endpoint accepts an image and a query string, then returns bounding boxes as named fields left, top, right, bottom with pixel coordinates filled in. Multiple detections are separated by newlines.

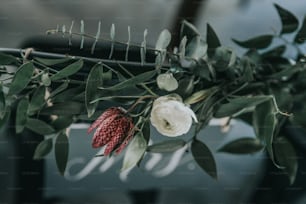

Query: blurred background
left=1, top=0, right=306, bottom=203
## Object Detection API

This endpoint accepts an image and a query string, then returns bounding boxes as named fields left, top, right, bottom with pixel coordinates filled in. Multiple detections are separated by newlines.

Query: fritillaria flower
left=88, top=107, right=135, bottom=156
left=150, top=95, right=198, bottom=137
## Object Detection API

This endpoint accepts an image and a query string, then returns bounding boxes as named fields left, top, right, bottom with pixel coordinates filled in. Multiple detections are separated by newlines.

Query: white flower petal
left=150, top=95, right=197, bottom=137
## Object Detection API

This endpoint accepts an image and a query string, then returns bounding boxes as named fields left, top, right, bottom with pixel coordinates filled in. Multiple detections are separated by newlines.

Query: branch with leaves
left=0, top=3, right=305, bottom=185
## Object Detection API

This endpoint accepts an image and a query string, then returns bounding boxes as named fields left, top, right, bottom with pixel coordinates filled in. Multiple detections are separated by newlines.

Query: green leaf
left=180, top=20, right=200, bottom=42
left=215, top=96, right=271, bottom=118
left=0, top=109, right=10, bottom=129
left=40, top=101, right=84, bottom=115
left=100, top=70, right=156, bottom=91
left=217, top=138, right=263, bottom=154
left=207, top=23, right=221, bottom=57
left=50, top=60, right=83, bottom=81
left=262, top=45, right=286, bottom=58
left=186, top=36, right=208, bottom=61
left=55, top=132, right=69, bottom=175
left=147, top=139, right=186, bottom=153
left=8, top=62, right=34, bottom=96
left=25, top=118, right=56, bottom=135
left=50, top=80, right=69, bottom=98
left=274, top=137, right=298, bottom=185
left=253, top=100, right=280, bottom=167
left=35, top=57, right=72, bottom=66
left=15, top=98, right=29, bottom=134
left=142, top=121, right=150, bottom=143
left=213, top=47, right=235, bottom=71
left=179, top=36, right=187, bottom=60
left=51, top=116, right=74, bottom=131
left=33, top=138, right=53, bottom=160
left=0, top=85, right=5, bottom=119
left=155, top=29, right=171, bottom=53
left=295, top=16, right=306, bottom=43
left=51, top=85, right=84, bottom=103
left=232, top=35, right=273, bottom=49
left=28, top=86, right=46, bottom=115
left=121, top=132, right=147, bottom=171
left=274, top=3, right=299, bottom=34
left=85, top=64, right=103, bottom=117
left=191, top=139, right=217, bottom=179
left=0, top=53, right=18, bottom=65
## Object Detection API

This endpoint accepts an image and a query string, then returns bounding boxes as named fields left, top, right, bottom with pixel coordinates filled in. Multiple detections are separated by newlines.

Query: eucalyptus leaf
left=8, top=62, right=34, bottom=96
left=142, top=121, right=150, bottom=143
left=186, top=36, right=208, bottom=61
left=176, top=76, right=194, bottom=98
left=274, top=3, right=299, bottom=34
left=179, top=36, right=187, bottom=61
left=28, top=86, right=46, bottom=115
left=232, top=35, right=273, bottom=49
left=25, top=118, right=56, bottom=135
left=207, top=23, right=221, bottom=57
left=262, top=45, right=286, bottom=58
left=51, top=116, right=74, bottom=131
left=16, top=98, right=29, bottom=134
left=0, top=53, right=18, bottom=65
left=215, top=95, right=271, bottom=118
left=0, top=109, right=10, bottom=129
left=240, top=57, right=254, bottom=82
left=33, top=138, right=53, bottom=160
left=191, top=139, right=217, bottom=179
left=50, top=60, right=83, bottom=81
left=295, top=16, right=306, bottom=43
left=52, top=85, right=84, bottom=103
left=55, top=132, right=69, bottom=175
left=274, top=136, right=298, bottom=185
left=109, top=23, right=115, bottom=59
left=253, top=100, right=280, bottom=167
left=213, top=47, right=235, bottom=71
left=147, top=139, right=186, bottom=153
left=184, top=89, right=211, bottom=105
left=121, top=132, right=147, bottom=171
left=50, top=80, right=69, bottom=98
left=86, top=64, right=103, bottom=117
left=156, top=73, right=178, bottom=92
left=0, top=86, right=5, bottom=119
left=140, top=29, right=148, bottom=66
left=180, top=20, right=200, bottom=42
left=35, top=57, right=72, bottom=66
left=40, top=101, right=84, bottom=115
left=217, top=138, right=263, bottom=154
left=100, top=70, right=156, bottom=91
left=155, top=29, right=171, bottom=53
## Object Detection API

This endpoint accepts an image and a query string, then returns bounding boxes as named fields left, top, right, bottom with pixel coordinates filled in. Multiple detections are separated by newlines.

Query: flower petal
left=103, top=117, right=132, bottom=156
left=87, top=107, right=122, bottom=134
left=115, top=121, right=135, bottom=154
left=91, top=115, right=121, bottom=148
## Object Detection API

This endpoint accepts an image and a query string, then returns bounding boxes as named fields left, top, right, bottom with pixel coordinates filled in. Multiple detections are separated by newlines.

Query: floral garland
left=0, top=3, right=305, bottom=184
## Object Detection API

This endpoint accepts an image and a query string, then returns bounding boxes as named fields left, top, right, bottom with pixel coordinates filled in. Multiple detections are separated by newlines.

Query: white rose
left=150, top=95, right=198, bottom=137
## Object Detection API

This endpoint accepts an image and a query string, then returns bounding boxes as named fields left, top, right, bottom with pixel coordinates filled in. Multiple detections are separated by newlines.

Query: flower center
left=163, top=119, right=172, bottom=129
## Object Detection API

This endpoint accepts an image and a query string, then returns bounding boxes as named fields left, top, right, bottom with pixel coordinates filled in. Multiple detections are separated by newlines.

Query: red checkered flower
left=87, top=107, right=135, bottom=156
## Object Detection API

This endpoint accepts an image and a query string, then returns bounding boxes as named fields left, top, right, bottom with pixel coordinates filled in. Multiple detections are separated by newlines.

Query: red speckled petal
left=87, top=107, right=122, bottom=134
left=115, top=120, right=135, bottom=154
left=103, top=117, right=131, bottom=156
left=91, top=115, right=120, bottom=148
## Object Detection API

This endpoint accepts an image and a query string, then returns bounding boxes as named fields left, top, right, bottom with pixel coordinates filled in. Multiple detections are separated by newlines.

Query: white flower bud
left=150, top=95, right=198, bottom=137
left=157, top=73, right=178, bottom=92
